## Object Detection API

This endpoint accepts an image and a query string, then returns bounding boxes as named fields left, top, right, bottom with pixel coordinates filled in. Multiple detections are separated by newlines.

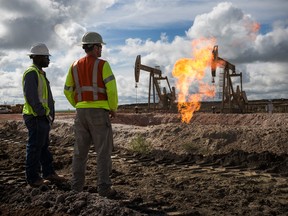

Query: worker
left=22, top=43, right=66, bottom=187
left=64, top=32, right=118, bottom=198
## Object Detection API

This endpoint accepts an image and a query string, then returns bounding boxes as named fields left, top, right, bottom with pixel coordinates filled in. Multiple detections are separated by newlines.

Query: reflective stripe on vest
left=103, top=74, right=115, bottom=84
left=37, top=73, right=48, bottom=104
left=72, top=58, right=109, bottom=102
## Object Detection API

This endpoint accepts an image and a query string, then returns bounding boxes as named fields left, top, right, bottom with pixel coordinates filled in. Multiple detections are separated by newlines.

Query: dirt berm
left=0, top=112, right=288, bottom=215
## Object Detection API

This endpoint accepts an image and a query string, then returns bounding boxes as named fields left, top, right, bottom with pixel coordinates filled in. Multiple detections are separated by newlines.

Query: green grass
left=182, top=141, right=199, bottom=154
left=129, top=135, right=152, bottom=154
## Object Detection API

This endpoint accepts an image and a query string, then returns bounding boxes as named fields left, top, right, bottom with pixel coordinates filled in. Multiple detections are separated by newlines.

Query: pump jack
left=211, top=45, right=248, bottom=113
left=134, top=55, right=176, bottom=111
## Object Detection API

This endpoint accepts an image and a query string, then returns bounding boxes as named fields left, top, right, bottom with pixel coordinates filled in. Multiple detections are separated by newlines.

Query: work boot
left=44, top=173, right=66, bottom=183
left=98, top=185, right=117, bottom=198
left=29, top=178, right=50, bottom=187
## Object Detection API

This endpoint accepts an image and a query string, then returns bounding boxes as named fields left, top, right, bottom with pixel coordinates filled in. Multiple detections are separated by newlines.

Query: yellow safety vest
left=22, top=64, right=50, bottom=116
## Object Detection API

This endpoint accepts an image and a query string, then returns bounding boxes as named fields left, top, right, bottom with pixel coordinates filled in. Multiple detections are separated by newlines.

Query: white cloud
left=186, top=2, right=261, bottom=58
left=0, top=68, right=25, bottom=104
left=54, top=22, right=86, bottom=46
left=244, top=62, right=288, bottom=99
left=253, top=25, right=288, bottom=62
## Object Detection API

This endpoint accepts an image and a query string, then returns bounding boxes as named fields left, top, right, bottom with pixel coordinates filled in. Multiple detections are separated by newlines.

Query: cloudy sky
left=0, top=0, right=287, bottom=110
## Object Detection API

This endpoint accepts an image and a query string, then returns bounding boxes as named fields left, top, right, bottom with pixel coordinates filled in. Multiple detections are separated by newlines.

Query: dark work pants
left=24, top=115, right=55, bottom=184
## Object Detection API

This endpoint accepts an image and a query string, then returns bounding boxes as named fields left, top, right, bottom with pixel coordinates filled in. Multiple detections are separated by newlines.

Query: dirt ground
left=0, top=112, right=288, bottom=216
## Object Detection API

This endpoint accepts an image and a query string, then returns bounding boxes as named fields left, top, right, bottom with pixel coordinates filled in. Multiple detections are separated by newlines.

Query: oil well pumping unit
left=134, top=48, right=248, bottom=113
left=211, top=45, right=248, bottom=113
left=134, top=55, right=176, bottom=111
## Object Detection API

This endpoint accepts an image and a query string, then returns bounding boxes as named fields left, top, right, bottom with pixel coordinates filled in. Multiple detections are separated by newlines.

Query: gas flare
left=172, top=38, right=216, bottom=123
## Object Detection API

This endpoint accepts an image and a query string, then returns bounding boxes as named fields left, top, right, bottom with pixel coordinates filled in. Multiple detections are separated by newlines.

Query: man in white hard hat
left=64, top=32, right=118, bottom=198
left=22, top=43, right=66, bottom=187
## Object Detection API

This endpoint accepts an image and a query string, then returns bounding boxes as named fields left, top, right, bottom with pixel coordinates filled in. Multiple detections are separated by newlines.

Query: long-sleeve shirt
left=64, top=57, right=118, bottom=111
left=23, top=69, right=55, bottom=119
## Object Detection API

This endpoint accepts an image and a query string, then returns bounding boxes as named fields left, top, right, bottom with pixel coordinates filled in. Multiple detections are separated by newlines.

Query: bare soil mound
left=0, top=112, right=288, bottom=215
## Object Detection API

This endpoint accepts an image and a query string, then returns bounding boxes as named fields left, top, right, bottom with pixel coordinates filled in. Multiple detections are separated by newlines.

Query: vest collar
left=32, top=64, right=45, bottom=75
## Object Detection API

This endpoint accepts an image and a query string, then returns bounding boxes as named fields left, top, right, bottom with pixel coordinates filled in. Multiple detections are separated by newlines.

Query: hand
left=109, top=111, right=116, bottom=118
left=46, top=115, right=53, bottom=126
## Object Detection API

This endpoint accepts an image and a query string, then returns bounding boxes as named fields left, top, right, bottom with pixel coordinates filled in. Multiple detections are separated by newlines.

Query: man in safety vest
left=64, top=32, right=118, bottom=198
left=23, top=43, right=66, bottom=187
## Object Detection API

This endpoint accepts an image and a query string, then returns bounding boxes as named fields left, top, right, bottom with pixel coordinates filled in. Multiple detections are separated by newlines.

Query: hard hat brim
left=27, top=53, right=51, bottom=56
left=81, top=42, right=106, bottom=45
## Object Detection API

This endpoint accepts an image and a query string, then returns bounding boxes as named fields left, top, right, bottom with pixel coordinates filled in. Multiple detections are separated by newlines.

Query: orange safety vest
left=72, top=56, right=108, bottom=103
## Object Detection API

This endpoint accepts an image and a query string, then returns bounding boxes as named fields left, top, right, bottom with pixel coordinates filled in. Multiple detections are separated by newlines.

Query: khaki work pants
left=71, top=108, right=113, bottom=192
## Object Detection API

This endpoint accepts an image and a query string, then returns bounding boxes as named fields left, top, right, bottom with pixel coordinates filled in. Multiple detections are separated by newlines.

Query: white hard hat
left=27, top=43, right=51, bottom=56
left=81, top=32, right=106, bottom=45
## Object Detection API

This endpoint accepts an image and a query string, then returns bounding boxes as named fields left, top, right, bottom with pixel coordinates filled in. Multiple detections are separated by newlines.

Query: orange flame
left=172, top=38, right=216, bottom=123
